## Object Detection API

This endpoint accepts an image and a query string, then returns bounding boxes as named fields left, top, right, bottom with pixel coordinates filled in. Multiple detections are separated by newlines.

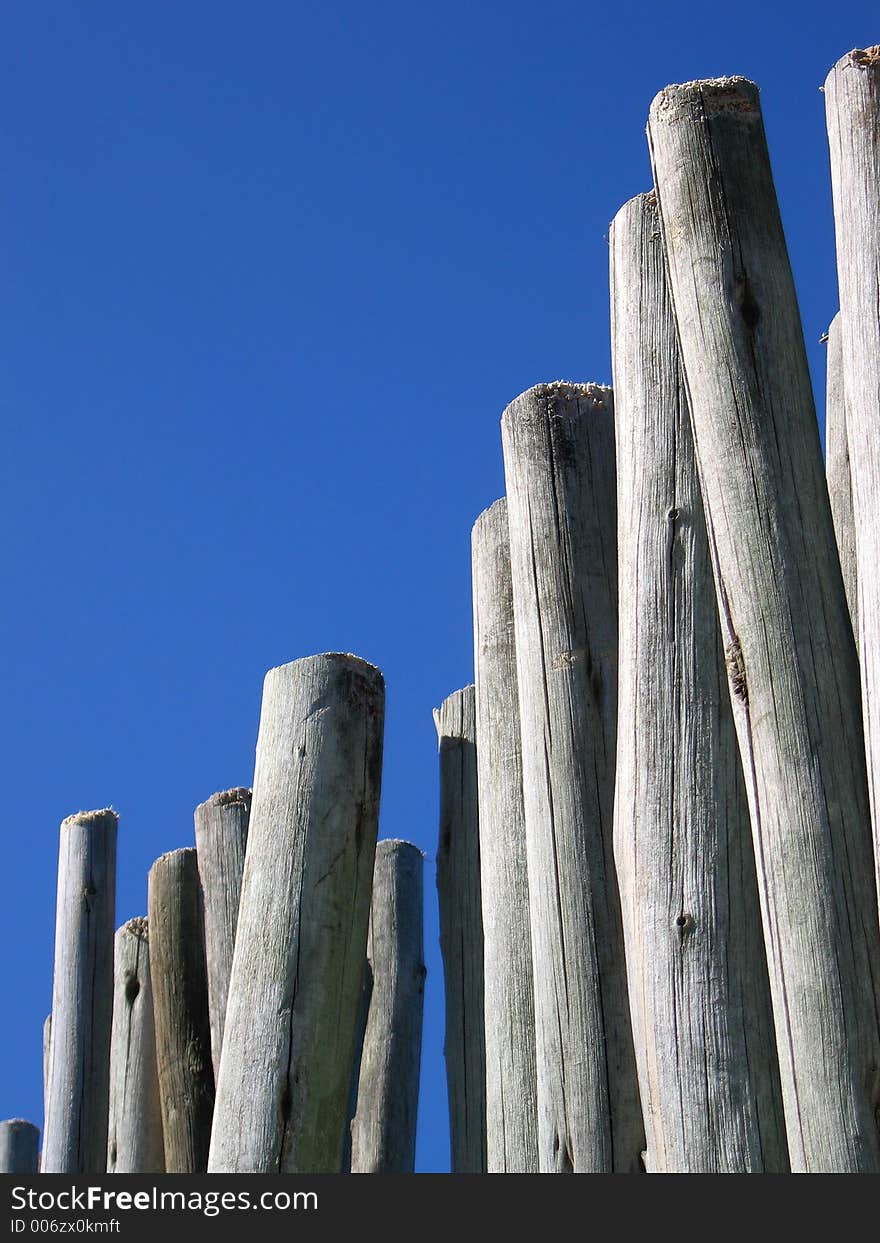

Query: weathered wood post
left=649, top=75, right=880, bottom=1171
left=501, top=383, right=644, bottom=1172
left=349, top=840, right=425, bottom=1173
left=194, top=788, right=251, bottom=1078
left=107, top=918, right=164, bottom=1173
left=42, top=809, right=117, bottom=1173
left=209, top=653, right=384, bottom=1173
left=610, top=190, right=788, bottom=1172
left=0, top=1121, right=39, bottom=1174
left=435, top=687, right=487, bottom=1174
left=824, top=313, right=858, bottom=641
left=471, top=498, right=538, bottom=1172
left=148, top=848, right=214, bottom=1173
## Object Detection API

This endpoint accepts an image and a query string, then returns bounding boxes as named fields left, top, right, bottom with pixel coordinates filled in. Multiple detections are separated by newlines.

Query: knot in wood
left=725, top=638, right=749, bottom=704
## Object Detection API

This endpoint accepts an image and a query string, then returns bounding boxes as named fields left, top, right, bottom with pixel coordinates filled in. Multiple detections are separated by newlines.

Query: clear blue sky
left=1, top=1, right=874, bottom=1173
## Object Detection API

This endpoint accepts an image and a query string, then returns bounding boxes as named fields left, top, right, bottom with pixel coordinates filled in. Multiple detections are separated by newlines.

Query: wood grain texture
left=501, top=382, right=644, bottom=1173
left=349, top=840, right=425, bottom=1173
left=148, top=848, right=215, bottom=1173
left=610, top=191, right=788, bottom=1173
left=824, top=313, right=858, bottom=643
left=471, top=498, right=538, bottom=1172
left=42, top=809, right=117, bottom=1174
left=434, top=687, right=487, bottom=1173
left=107, top=918, right=164, bottom=1173
left=0, top=1121, right=39, bottom=1174
left=194, top=788, right=251, bottom=1079
left=209, top=653, right=384, bottom=1173
left=649, top=76, right=880, bottom=1172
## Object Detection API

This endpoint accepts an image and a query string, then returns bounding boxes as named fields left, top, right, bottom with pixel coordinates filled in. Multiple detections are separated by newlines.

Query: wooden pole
left=610, top=190, right=788, bottom=1172
left=648, top=75, right=880, bottom=1171
left=148, top=848, right=214, bottom=1173
left=0, top=1121, right=39, bottom=1174
left=824, top=313, right=858, bottom=643
left=471, top=498, right=538, bottom=1172
left=501, top=383, right=644, bottom=1172
left=434, top=687, right=487, bottom=1174
left=349, top=840, right=425, bottom=1173
left=194, top=787, right=251, bottom=1079
left=42, top=809, right=117, bottom=1173
left=42, top=1015, right=51, bottom=1103
left=107, top=918, right=164, bottom=1173
left=209, top=653, right=384, bottom=1173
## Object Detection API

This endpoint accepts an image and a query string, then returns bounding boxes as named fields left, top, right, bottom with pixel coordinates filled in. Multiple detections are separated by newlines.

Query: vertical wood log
left=824, top=313, right=858, bottom=642
left=610, top=190, right=788, bottom=1172
left=209, top=653, right=384, bottom=1173
left=341, top=963, right=373, bottom=1172
left=107, top=918, right=164, bottom=1173
left=434, top=687, right=487, bottom=1174
left=42, top=809, right=117, bottom=1173
left=194, top=788, right=251, bottom=1078
left=649, top=75, right=880, bottom=1172
left=0, top=1121, right=39, bottom=1174
left=148, top=849, right=214, bottom=1173
left=471, top=498, right=539, bottom=1172
left=350, top=840, right=425, bottom=1173
left=501, top=383, right=644, bottom=1173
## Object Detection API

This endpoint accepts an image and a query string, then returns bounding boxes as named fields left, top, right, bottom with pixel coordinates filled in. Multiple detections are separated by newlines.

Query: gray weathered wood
left=107, top=918, right=164, bottom=1173
left=148, top=848, right=214, bottom=1173
left=471, top=498, right=539, bottom=1172
left=350, top=840, right=425, bottom=1173
left=0, top=1121, right=39, bottom=1174
left=434, top=687, right=487, bottom=1174
left=649, top=75, right=880, bottom=1172
left=42, top=1015, right=51, bottom=1103
left=824, top=313, right=858, bottom=643
left=42, top=809, right=117, bottom=1174
left=501, top=383, right=644, bottom=1172
left=209, top=653, right=384, bottom=1173
left=610, top=190, right=788, bottom=1173
left=194, top=787, right=251, bottom=1079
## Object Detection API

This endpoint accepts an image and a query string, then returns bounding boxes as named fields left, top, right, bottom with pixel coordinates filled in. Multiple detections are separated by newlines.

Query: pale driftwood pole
left=148, top=848, right=214, bottom=1173
left=502, top=383, right=644, bottom=1173
left=824, top=313, right=858, bottom=641
left=434, top=687, right=487, bottom=1174
left=42, top=809, right=117, bottom=1173
left=0, top=1121, right=39, bottom=1174
left=209, top=653, right=384, bottom=1173
left=649, top=76, right=880, bottom=1172
left=350, top=840, right=425, bottom=1173
left=194, top=787, right=251, bottom=1078
left=610, top=191, right=788, bottom=1172
left=107, top=919, right=164, bottom=1173
left=471, top=499, right=538, bottom=1172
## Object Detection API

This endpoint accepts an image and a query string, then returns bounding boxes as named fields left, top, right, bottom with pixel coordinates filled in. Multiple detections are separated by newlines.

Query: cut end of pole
left=196, top=787, right=252, bottom=815
left=149, top=847, right=197, bottom=874
left=264, top=652, right=384, bottom=692
left=846, top=45, right=880, bottom=68
left=434, top=685, right=476, bottom=741
left=1, top=1119, right=40, bottom=1131
left=121, top=916, right=149, bottom=940
left=501, top=381, right=613, bottom=432
left=471, top=497, right=507, bottom=539
left=649, top=76, right=760, bottom=123
left=375, top=838, right=426, bottom=859
left=60, top=808, right=119, bottom=831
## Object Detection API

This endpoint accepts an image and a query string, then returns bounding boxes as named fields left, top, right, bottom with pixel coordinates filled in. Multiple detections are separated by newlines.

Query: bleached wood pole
left=42, top=1015, right=51, bottom=1102
left=107, top=918, right=164, bottom=1173
left=471, top=499, right=538, bottom=1172
left=501, top=383, right=644, bottom=1173
left=0, top=1121, right=39, bottom=1174
left=148, top=848, right=214, bottom=1173
left=194, top=787, right=251, bottom=1078
left=649, top=76, right=880, bottom=1172
left=610, top=191, right=788, bottom=1172
left=435, top=687, right=487, bottom=1174
left=350, top=840, right=425, bottom=1173
left=42, top=809, right=117, bottom=1174
left=824, top=314, right=858, bottom=642
left=209, top=653, right=384, bottom=1173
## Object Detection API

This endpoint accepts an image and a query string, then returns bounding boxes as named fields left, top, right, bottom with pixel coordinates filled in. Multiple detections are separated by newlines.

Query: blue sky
left=1, top=1, right=874, bottom=1173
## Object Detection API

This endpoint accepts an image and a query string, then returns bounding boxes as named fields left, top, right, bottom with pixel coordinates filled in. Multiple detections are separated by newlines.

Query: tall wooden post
left=209, top=654, right=384, bottom=1173
left=649, top=75, right=880, bottom=1171
left=824, top=313, right=858, bottom=642
left=0, top=1121, right=39, bottom=1174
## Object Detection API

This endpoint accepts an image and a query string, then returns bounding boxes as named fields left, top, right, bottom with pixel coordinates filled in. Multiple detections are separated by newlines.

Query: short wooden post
left=435, top=687, right=487, bottom=1174
left=42, top=809, right=117, bottom=1173
left=209, top=653, right=384, bottom=1173
left=194, top=788, right=251, bottom=1078
left=471, top=498, right=538, bottom=1172
left=349, top=840, right=425, bottom=1173
left=501, top=383, right=644, bottom=1172
left=649, top=75, right=880, bottom=1171
left=148, top=848, right=214, bottom=1173
left=824, top=313, right=858, bottom=642
left=107, top=918, right=164, bottom=1173
left=0, top=1121, right=39, bottom=1174
left=610, top=190, right=788, bottom=1172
